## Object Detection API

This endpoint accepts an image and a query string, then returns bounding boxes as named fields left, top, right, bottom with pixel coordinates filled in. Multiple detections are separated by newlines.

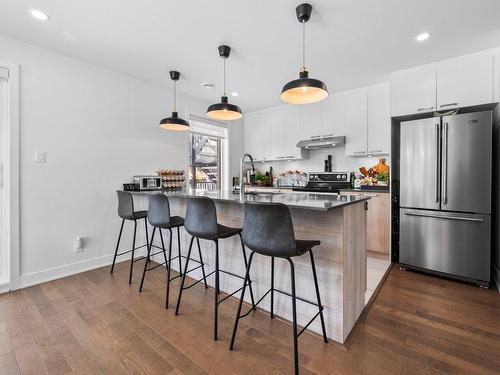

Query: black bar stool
left=111, top=191, right=149, bottom=284
left=175, top=196, right=256, bottom=340
left=229, top=201, right=328, bottom=375
left=138, top=194, right=185, bottom=308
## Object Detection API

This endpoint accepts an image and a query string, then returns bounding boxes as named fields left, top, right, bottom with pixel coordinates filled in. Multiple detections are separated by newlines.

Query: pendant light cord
left=302, top=21, right=306, bottom=71
left=173, top=80, right=177, bottom=112
left=223, top=57, right=227, bottom=96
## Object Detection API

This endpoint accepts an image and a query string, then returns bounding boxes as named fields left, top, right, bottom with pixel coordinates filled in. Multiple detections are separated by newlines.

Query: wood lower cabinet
left=340, top=191, right=390, bottom=254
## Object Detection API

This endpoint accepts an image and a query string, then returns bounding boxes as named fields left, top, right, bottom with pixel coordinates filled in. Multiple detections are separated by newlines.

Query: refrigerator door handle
left=435, top=123, right=440, bottom=203
left=442, top=122, right=448, bottom=204
left=403, top=212, right=484, bottom=222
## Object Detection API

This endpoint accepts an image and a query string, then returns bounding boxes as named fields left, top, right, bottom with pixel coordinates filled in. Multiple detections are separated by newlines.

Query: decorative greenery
left=376, top=171, right=389, bottom=182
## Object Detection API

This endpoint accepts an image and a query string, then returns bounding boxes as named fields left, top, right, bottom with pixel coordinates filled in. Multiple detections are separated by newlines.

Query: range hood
left=296, top=135, right=345, bottom=150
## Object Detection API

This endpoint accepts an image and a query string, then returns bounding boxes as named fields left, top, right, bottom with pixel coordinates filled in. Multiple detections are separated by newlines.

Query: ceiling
left=1, top=0, right=500, bottom=112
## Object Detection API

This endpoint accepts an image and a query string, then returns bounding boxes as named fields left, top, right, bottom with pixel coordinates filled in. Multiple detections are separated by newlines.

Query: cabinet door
left=322, top=94, right=345, bottom=138
left=437, top=53, right=494, bottom=110
left=344, top=90, right=368, bottom=156
left=299, top=102, right=323, bottom=139
left=266, top=109, right=285, bottom=160
left=363, top=192, right=390, bottom=253
left=367, top=83, right=391, bottom=155
left=390, top=66, right=436, bottom=116
left=283, top=105, right=302, bottom=159
left=244, top=112, right=267, bottom=161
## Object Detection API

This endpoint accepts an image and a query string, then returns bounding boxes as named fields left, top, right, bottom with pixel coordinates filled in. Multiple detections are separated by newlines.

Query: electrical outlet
left=74, top=236, right=84, bottom=253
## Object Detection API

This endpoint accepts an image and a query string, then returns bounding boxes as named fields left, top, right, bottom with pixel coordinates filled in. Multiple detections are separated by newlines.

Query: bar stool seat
left=230, top=201, right=328, bottom=375
left=139, top=194, right=185, bottom=309
left=217, top=224, right=242, bottom=239
left=175, top=196, right=256, bottom=341
left=295, top=240, right=321, bottom=256
left=154, top=215, right=184, bottom=229
left=110, top=191, right=149, bottom=284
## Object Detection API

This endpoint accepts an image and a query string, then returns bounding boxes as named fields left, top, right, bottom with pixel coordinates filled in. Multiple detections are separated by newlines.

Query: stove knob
left=337, top=174, right=341, bottom=179
left=342, top=174, right=347, bottom=179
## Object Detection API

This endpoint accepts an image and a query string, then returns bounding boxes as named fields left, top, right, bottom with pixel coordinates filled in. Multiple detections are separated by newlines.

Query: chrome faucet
left=240, top=153, right=255, bottom=196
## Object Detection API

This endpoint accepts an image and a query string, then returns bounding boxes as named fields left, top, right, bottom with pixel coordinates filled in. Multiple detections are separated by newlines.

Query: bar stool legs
left=128, top=220, right=138, bottom=284
left=196, top=238, right=208, bottom=289
left=288, top=258, right=299, bottom=375
left=175, top=236, right=195, bottom=316
left=310, top=250, right=328, bottom=343
left=214, top=240, right=220, bottom=340
left=230, top=249, right=328, bottom=375
left=110, top=219, right=125, bottom=274
left=139, top=226, right=156, bottom=292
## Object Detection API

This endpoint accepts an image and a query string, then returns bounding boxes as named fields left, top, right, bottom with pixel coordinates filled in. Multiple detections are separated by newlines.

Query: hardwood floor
left=0, top=261, right=499, bottom=374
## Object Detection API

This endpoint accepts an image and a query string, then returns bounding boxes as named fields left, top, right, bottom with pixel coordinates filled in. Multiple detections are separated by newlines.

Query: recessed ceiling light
left=415, top=32, right=431, bottom=42
left=30, top=9, right=49, bottom=21
left=231, top=92, right=239, bottom=97
left=201, top=82, right=215, bottom=89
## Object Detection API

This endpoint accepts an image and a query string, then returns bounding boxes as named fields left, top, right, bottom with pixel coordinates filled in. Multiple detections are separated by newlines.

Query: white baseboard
left=0, top=282, right=10, bottom=294
left=493, top=263, right=500, bottom=294
left=18, top=250, right=145, bottom=289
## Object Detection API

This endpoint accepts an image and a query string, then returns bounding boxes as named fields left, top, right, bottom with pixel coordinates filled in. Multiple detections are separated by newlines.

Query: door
left=400, top=209, right=490, bottom=282
left=400, top=117, right=441, bottom=210
left=441, top=112, right=492, bottom=214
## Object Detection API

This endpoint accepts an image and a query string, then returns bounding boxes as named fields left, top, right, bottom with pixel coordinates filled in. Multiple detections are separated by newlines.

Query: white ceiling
left=1, top=0, right=500, bottom=111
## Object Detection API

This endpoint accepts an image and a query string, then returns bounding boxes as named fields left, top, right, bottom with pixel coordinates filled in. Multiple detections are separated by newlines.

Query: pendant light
left=281, top=3, right=328, bottom=104
left=160, top=71, right=189, bottom=131
left=207, top=45, right=242, bottom=120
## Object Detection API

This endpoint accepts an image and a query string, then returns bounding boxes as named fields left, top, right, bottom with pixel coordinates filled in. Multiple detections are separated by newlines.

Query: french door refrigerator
left=399, top=111, right=491, bottom=287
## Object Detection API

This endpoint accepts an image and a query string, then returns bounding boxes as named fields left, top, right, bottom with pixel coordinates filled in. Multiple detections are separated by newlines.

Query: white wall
left=0, top=35, right=213, bottom=287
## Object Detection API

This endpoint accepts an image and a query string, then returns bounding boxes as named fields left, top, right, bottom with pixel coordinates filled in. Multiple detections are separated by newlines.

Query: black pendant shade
left=207, top=95, right=242, bottom=121
left=281, top=3, right=328, bottom=104
left=160, top=70, right=189, bottom=131
left=207, top=45, right=242, bottom=121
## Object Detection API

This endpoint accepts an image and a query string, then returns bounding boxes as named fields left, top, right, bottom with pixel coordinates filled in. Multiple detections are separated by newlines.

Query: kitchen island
left=135, top=190, right=369, bottom=344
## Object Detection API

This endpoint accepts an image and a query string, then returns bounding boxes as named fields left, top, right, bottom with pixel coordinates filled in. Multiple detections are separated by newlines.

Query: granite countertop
left=158, top=190, right=370, bottom=211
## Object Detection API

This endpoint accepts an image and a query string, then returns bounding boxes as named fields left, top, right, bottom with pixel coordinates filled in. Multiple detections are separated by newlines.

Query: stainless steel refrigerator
left=399, top=111, right=491, bottom=287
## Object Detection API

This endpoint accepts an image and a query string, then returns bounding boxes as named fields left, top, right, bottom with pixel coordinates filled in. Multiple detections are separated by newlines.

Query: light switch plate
left=35, top=150, right=46, bottom=163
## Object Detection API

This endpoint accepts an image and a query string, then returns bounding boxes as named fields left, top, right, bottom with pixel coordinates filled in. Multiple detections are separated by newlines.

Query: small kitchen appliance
left=292, top=172, right=351, bottom=193
left=132, top=175, right=162, bottom=191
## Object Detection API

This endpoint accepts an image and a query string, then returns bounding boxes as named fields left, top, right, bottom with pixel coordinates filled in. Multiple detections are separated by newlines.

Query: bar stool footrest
left=116, top=244, right=148, bottom=257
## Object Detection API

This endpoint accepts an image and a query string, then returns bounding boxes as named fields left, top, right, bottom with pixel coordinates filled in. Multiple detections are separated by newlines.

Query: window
left=187, top=116, right=228, bottom=191
left=189, top=133, right=221, bottom=190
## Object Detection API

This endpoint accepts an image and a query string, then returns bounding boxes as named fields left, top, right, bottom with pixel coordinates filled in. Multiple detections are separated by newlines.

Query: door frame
left=0, top=61, right=20, bottom=292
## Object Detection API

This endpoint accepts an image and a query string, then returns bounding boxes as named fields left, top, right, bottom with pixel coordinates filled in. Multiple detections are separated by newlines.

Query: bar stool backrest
left=116, top=190, right=135, bottom=219
left=148, top=194, right=171, bottom=227
left=185, top=196, right=218, bottom=240
left=242, top=202, right=297, bottom=257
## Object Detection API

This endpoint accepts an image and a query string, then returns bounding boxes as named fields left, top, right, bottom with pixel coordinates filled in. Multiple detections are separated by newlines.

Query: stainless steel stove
left=292, top=172, right=351, bottom=193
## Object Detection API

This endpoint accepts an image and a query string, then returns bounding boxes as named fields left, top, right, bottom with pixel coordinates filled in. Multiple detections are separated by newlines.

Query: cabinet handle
left=417, top=106, right=434, bottom=112
left=353, top=151, right=366, bottom=154
left=323, top=134, right=334, bottom=138
left=362, top=193, right=378, bottom=197
left=310, top=135, right=321, bottom=139
left=368, top=150, right=383, bottom=153
left=440, top=103, right=458, bottom=108
left=276, top=156, right=285, bottom=159
left=285, top=156, right=295, bottom=159
left=404, top=212, right=483, bottom=222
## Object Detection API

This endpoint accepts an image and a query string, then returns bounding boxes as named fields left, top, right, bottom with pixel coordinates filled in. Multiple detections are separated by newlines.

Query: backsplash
left=254, top=146, right=389, bottom=175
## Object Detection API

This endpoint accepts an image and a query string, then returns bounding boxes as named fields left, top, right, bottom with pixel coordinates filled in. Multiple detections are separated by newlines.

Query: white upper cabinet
left=367, top=83, right=391, bottom=155
left=283, top=106, right=302, bottom=159
left=322, top=94, right=345, bottom=137
left=299, top=102, right=323, bottom=139
left=344, top=89, right=368, bottom=156
left=436, top=53, right=494, bottom=110
left=266, top=109, right=285, bottom=160
left=391, top=50, right=497, bottom=116
left=390, top=65, right=436, bottom=117
left=243, top=112, right=266, bottom=161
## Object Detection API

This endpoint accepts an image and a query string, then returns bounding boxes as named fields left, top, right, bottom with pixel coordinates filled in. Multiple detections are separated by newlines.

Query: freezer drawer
left=400, top=209, right=490, bottom=282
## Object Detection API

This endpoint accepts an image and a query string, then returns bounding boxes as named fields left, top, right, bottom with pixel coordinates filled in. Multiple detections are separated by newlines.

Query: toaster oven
left=133, top=175, right=162, bottom=191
